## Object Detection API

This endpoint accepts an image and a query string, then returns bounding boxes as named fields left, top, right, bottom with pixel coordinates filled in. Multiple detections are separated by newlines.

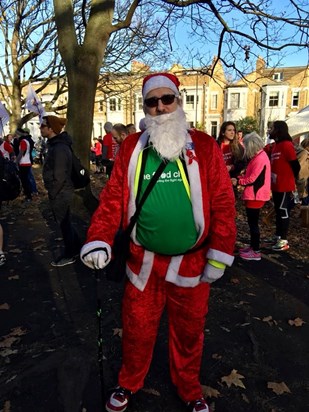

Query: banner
left=25, top=83, right=46, bottom=122
left=0, top=101, right=9, bottom=137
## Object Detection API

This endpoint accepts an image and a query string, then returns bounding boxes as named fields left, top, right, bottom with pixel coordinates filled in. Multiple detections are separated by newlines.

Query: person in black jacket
left=41, top=115, right=81, bottom=267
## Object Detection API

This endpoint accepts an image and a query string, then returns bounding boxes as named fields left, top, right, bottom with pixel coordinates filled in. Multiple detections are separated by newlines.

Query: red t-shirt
left=220, top=143, right=234, bottom=167
left=103, top=133, right=119, bottom=160
left=270, top=140, right=297, bottom=192
left=0, top=141, right=14, bottom=159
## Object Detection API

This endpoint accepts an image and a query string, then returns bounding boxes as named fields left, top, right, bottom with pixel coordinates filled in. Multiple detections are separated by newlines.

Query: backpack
left=71, top=150, right=90, bottom=190
left=0, top=156, right=21, bottom=201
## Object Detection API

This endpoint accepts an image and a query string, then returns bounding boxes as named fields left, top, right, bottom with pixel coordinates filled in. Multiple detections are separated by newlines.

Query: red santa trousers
left=118, top=267, right=211, bottom=403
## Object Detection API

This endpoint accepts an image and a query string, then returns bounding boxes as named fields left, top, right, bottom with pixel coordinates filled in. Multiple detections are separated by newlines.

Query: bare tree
left=155, top=0, right=309, bottom=79
left=0, top=0, right=67, bottom=132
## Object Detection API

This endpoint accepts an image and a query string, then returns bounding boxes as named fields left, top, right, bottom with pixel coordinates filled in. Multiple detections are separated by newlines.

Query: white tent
left=286, top=105, right=309, bottom=138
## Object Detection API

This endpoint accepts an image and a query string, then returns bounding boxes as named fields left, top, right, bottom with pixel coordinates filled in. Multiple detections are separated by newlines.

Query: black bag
left=71, top=151, right=90, bottom=189
left=105, top=228, right=131, bottom=282
left=104, top=157, right=167, bottom=282
left=0, top=157, right=21, bottom=201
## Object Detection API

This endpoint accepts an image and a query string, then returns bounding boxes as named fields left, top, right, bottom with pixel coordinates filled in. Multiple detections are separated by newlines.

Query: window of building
left=186, top=95, right=195, bottom=109
left=211, top=93, right=218, bottom=110
left=230, top=93, right=240, bottom=109
left=210, top=121, right=218, bottom=138
left=109, top=97, right=121, bottom=112
left=138, top=96, right=143, bottom=111
left=292, top=91, right=300, bottom=107
left=272, top=72, right=283, bottom=81
left=269, top=91, right=279, bottom=107
left=98, top=100, right=104, bottom=112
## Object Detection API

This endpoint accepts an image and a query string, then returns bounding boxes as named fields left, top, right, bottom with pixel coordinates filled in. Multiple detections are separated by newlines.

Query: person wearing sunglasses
left=81, top=73, right=236, bottom=412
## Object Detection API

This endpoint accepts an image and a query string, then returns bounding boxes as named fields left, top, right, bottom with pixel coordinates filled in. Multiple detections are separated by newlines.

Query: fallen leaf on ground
left=288, top=317, right=305, bottom=327
left=262, top=315, right=276, bottom=326
left=142, top=388, right=161, bottom=396
left=212, top=353, right=222, bottom=360
left=0, top=336, right=19, bottom=349
left=113, top=328, right=123, bottom=338
left=201, top=385, right=220, bottom=398
left=8, top=275, right=19, bottom=280
left=3, top=400, right=11, bottom=412
left=221, top=369, right=246, bottom=389
left=0, top=303, right=10, bottom=310
left=267, top=381, right=291, bottom=395
left=9, top=249, right=22, bottom=254
left=0, top=349, right=18, bottom=357
left=230, top=278, right=240, bottom=284
left=9, top=327, right=27, bottom=337
left=241, top=393, right=250, bottom=403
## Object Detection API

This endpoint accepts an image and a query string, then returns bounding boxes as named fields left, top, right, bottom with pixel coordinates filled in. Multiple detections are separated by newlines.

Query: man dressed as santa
left=81, top=73, right=236, bottom=412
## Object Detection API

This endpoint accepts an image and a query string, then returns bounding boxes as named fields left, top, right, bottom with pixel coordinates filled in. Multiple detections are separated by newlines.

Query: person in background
left=0, top=223, right=6, bottom=266
left=139, top=117, right=146, bottom=132
left=0, top=157, right=7, bottom=266
left=295, top=137, right=309, bottom=205
left=237, top=129, right=244, bottom=145
left=217, top=121, right=245, bottom=178
left=93, top=137, right=103, bottom=174
left=232, top=132, right=271, bottom=261
left=80, top=72, right=236, bottom=412
left=101, top=121, right=119, bottom=177
left=41, top=115, right=81, bottom=267
left=15, top=128, right=33, bottom=202
left=267, top=121, right=300, bottom=251
left=111, top=123, right=129, bottom=146
left=126, top=123, right=136, bottom=135
left=0, top=134, right=15, bottom=161
left=24, top=129, right=39, bottom=197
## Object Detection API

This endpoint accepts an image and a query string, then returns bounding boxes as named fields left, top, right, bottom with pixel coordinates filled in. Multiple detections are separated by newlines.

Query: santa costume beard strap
left=145, top=106, right=188, bottom=161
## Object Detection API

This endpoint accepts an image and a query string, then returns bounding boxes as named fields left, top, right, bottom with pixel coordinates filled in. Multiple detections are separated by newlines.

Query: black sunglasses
left=144, top=94, right=177, bottom=108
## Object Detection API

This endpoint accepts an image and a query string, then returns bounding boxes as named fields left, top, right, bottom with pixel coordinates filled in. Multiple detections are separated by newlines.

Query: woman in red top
left=217, top=121, right=245, bottom=178
left=268, top=121, right=300, bottom=251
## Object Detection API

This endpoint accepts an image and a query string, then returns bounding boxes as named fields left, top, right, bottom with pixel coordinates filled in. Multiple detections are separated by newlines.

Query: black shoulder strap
left=126, top=158, right=167, bottom=233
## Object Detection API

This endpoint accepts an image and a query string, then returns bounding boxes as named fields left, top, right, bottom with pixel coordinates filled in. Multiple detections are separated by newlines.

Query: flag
left=0, top=101, right=9, bottom=137
left=25, top=83, right=46, bottom=122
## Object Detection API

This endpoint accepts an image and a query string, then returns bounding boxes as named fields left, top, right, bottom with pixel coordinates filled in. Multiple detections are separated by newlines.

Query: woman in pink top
left=232, top=132, right=271, bottom=260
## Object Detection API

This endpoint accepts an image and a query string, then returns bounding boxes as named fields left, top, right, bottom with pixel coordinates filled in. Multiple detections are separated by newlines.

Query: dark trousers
left=272, top=191, right=291, bottom=240
left=19, top=166, right=32, bottom=199
left=50, top=193, right=81, bottom=258
left=246, top=207, right=261, bottom=251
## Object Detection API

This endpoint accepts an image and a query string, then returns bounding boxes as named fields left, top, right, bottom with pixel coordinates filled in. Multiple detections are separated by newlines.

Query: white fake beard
left=145, top=106, right=188, bottom=161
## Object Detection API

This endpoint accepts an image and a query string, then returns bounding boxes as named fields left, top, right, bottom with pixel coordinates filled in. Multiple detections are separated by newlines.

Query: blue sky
left=168, top=1, right=309, bottom=74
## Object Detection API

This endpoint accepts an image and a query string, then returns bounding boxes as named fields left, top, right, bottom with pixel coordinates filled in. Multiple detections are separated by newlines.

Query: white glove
left=200, top=263, right=225, bottom=284
left=80, top=241, right=112, bottom=270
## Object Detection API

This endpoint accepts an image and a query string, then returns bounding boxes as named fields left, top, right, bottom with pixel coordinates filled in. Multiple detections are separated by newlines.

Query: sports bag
left=71, top=151, right=90, bottom=189
left=0, top=157, right=21, bottom=201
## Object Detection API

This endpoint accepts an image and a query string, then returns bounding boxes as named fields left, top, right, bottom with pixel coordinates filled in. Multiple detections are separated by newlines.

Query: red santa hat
left=142, top=73, right=180, bottom=99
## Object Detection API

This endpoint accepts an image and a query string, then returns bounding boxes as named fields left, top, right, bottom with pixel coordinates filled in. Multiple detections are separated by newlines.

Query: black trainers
left=187, top=398, right=210, bottom=412
left=50, top=256, right=76, bottom=267
left=105, top=386, right=132, bottom=412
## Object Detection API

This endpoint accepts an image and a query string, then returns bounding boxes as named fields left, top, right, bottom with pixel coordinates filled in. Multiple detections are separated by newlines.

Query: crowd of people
left=0, top=71, right=308, bottom=412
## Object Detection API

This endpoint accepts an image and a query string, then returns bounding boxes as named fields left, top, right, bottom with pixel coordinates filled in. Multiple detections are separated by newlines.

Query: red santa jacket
left=86, top=129, right=236, bottom=291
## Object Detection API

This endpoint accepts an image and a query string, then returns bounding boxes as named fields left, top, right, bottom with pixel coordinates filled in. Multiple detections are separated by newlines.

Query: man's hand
left=80, top=241, right=111, bottom=270
left=200, top=262, right=225, bottom=284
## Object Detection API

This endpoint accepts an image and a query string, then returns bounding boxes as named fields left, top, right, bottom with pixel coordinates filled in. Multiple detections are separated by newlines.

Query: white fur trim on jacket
left=207, top=248, right=234, bottom=267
